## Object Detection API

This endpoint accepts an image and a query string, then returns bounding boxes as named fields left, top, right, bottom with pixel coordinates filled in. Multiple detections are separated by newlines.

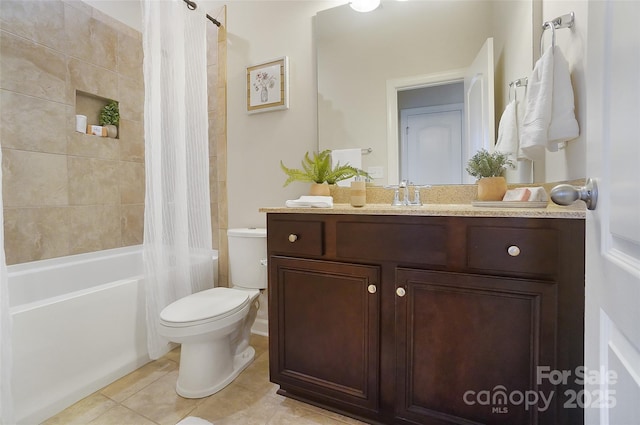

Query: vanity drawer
left=336, top=221, right=447, bottom=265
left=466, top=226, right=558, bottom=277
left=268, top=218, right=324, bottom=256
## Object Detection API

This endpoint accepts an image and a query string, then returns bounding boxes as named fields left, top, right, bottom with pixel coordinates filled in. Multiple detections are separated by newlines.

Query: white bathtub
left=8, top=245, right=218, bottom=425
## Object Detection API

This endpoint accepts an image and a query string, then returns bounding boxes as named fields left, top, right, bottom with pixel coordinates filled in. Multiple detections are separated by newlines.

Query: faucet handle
left=391, top=188, right=403, bottom=206
left=411, top=188, right=423, bottom=206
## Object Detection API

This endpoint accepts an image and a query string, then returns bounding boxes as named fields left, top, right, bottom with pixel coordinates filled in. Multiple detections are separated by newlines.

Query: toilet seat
left=160, top=287, right=250, bottom=328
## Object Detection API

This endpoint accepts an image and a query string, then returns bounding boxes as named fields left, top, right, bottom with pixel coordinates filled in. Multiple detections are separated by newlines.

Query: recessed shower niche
left=75, top=91, right=120, bottom=139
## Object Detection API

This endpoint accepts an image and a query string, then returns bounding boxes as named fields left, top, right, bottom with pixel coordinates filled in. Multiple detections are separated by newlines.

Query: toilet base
left=176, top=342, right=256, bottom=399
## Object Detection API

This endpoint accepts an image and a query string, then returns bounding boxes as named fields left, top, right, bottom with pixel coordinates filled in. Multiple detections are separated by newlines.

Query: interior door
left=401, top=105, right=463, bottom=185
left=584, top=1, right=640, bottom=424
left=463, top=37, right=495, bottom=184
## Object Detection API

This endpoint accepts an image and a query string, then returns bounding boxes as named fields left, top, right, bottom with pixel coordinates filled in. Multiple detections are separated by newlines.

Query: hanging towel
left=520, top=46, right=555, bottom=160
left=547, top=46, right=579, bottom=150
left=520, top=46, right=580, bottom=159
left=330, top=149, right=362, bottom=187
left=495, top=99, right=524, bottom=160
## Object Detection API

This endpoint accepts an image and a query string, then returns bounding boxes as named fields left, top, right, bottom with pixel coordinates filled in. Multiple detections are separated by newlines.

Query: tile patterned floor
left=42, top=335, right=367, bottom=425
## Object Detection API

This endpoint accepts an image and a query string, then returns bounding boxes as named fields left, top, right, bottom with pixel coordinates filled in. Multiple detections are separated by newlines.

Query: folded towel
left=547, top=46, right=579, bottom=150
left=285, top=196, right=333, bottom=208
left=331, top=149, right=362, bottom=187
left=495, top=99, right=523, bottom=160
left=520, top=46, right=555, bottom=160
left=176, top=417, right=213, bottom=425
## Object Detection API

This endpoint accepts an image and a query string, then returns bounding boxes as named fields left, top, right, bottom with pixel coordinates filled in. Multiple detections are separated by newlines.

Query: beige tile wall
left=1, top=0, right=227, bottom=271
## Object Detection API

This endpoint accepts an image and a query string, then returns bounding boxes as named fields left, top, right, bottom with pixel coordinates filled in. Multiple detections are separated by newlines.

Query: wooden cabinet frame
left=267, top=213, right=585, bottom=425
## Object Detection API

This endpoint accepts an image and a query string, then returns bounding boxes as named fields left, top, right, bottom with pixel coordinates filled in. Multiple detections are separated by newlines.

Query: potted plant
left=465, top=149, right=515, bottom=201
left=280, top=150, right=369, bottom=196
left=99, top=100, right=120, bottom=138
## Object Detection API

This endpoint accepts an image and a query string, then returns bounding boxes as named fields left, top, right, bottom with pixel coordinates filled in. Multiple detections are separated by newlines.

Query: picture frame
left=247, top=56, right=289, bottom=114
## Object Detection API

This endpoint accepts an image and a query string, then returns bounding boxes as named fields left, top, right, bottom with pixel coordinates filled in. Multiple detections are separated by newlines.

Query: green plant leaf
left=280, top=150, right=371, bottom=186
left=99, top=101, right=120, bottom=126
left=465, top=149, right=515, bottom=179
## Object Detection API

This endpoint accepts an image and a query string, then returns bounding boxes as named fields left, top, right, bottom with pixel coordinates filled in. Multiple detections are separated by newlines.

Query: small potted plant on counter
left=99, top=100, right=120, bottom=139
left=281, top=150, right=369, bottom=196
left=465, top=149, right=515, bottom=201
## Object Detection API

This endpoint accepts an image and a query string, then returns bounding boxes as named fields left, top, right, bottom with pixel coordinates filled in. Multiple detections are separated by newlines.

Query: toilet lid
left=160, top=287, right=250, bottom=325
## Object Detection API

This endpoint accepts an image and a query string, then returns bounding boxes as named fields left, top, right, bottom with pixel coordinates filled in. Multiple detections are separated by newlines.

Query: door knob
left=550, top=178, right=598, bottom=210
left=396, top=287, right=406, bottom=297
left=367, top=284, right=377, bottom=294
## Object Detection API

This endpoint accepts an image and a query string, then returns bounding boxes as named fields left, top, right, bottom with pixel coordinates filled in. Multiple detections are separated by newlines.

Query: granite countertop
left=259, top=202, right=586, bottom=219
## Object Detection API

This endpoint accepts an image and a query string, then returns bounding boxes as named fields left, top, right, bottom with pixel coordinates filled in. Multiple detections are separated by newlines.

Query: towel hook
left=540, top=21, right=556, bottom=55
left=508, top=78, right=528, bottom=102
left=540, top=12, right=575, bottom=57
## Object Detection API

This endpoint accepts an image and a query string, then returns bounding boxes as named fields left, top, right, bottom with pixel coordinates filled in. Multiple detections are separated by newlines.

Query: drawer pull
left=367, top=284, right=377, bottom=294
left=507, top=245, right=521, bottom=257
left=396, top=287, right=406, bottom=297
left=288, top=234, right=298, bottom=243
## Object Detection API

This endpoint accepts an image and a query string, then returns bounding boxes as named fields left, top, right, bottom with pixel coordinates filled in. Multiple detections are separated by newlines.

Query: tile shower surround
left=0, top=0, right=227, bottom=273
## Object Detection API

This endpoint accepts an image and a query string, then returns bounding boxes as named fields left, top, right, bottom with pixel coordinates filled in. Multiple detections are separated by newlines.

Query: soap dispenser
left=350, top=177, right=366, bottom=207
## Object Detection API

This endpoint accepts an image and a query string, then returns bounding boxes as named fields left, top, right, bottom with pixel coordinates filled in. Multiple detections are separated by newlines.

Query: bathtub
left=8, top=245, right=218, bottom=425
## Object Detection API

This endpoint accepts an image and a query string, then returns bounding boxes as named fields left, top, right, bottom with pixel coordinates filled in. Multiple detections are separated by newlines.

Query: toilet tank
left=228, top=228, right=267, bottom=289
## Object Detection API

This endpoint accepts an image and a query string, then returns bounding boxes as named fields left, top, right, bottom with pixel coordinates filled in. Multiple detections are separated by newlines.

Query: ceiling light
left=350, top=0, right=381, bottom=13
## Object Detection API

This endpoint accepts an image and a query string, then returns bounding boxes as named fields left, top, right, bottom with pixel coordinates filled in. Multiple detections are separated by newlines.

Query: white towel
left=330, top=149, right=362, bottom=187
left=176, top=417, right=213, bottom=425
left=547, top=47, right=579, bottom=150
left=520, top=46, right=579, bottom=160
left=285, top=196, right=333, bottom=208
left=495, top=99, right=523, bottom=160
left=520, top=46, right=555, bottom=160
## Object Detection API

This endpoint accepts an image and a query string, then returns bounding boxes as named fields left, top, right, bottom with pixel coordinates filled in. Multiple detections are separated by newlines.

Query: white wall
left=217, top=1, right=342, bottom=229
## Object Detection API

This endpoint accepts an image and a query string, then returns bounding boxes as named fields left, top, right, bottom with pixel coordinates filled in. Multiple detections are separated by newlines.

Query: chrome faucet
left=389, top=180, right=427, bottom=206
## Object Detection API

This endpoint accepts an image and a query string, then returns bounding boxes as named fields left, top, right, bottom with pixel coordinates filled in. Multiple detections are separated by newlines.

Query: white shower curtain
left=142, top=0, right=213, bottom=360
left=0, top=148, right=14, bottom=425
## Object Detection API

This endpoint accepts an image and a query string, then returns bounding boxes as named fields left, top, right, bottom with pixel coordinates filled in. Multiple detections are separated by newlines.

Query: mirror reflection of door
left=389, top=38, right=495, bottom=185
left=464, top=37, right=495, bottom=183
left=400, top=103, right=463, bottom=185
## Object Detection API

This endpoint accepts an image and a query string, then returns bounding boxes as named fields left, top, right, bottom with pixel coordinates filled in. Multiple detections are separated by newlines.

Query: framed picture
left=247, top=56, right=289, bottom=114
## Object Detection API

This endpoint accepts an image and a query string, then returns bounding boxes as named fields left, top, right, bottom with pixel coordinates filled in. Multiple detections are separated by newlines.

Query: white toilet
left=158, top=227, right=267, bottom=398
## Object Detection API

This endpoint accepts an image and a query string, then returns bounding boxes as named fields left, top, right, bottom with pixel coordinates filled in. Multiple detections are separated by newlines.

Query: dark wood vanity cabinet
left=267, top=213, right=585, bottom=425
left=269, top=256, right=381, bottom=416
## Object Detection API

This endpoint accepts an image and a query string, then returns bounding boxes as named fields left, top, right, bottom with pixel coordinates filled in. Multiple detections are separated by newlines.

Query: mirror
left=316, top=0, right=538, bottom=185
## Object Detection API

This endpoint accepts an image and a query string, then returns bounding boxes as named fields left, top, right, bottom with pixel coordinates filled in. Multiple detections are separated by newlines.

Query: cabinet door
left=395, top=268, right=557, bottom=425
left=269, top=256, right=380, bottom=415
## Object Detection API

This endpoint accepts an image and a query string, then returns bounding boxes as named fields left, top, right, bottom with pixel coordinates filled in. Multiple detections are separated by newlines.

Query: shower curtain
left=142, top=0, right=213, bottom=360
left=0, top=148, right=14, bottom=425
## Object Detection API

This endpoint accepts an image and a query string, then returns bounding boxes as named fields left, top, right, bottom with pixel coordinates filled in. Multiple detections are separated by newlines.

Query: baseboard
left=251, top=318, right=268, bottom=337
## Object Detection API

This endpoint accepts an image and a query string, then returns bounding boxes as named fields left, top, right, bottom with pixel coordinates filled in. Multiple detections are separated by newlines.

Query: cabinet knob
left=396, top=287, right=406, bottom=297
left=367, top=284, right=377, bottom=294
left=507, top=245, right=521, bottom=257
left=288, top=234, right=298, bottom=243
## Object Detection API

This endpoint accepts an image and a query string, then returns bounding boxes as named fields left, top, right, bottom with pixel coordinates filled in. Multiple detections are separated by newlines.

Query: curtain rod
left=182, top=0, right=221, bottom=27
